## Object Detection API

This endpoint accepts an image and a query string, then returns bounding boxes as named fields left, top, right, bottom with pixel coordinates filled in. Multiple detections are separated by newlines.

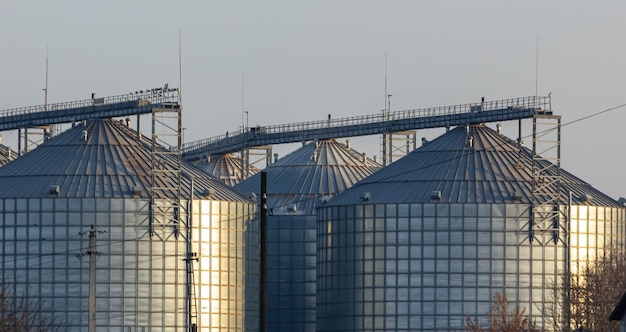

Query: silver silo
left=316, top=124, right=626, bottom=331
left=234, top=139, right=381, bottom=332
left=0, top=119, right=259, bottom=331
left=195, top=153, right=259, bottom=186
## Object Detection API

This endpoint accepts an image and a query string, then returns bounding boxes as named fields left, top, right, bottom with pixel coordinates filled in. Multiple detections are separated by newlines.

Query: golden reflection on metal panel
left=0, top=197, right=258, bottom=331
left=317, top=201, right=626, bottom=331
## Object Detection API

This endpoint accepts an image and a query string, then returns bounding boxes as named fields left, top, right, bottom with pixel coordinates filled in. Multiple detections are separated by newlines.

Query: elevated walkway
left=182, top=96, right=551, bottom=161
left=0, top=87, right=179, bottom=131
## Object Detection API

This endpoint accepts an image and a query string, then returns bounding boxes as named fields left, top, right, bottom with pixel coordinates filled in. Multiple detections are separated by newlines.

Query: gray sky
left=1, top=1, right=625, bottom=199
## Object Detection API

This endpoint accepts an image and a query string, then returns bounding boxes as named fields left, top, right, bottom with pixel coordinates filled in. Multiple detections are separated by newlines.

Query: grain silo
left=0, top=119, right=259, bottom=331
left=316, top=123, right=626, bottom=331
left=234, top=139, right=381, bottom=332
left=195, top=153, right=259, bottom=186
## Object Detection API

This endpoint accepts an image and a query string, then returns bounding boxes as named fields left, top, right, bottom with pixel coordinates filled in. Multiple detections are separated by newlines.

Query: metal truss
left=241, top=145, right=273, bottom=179
left=530, top=114, right=562, bottom=245
left=150, top=101, right=183, bottom=240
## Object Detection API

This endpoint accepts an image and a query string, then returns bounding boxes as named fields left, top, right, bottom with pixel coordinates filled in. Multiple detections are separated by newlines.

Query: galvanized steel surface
left=195, top=154, right=259, bottom=186
left=0, top=88, right=180, bottom=131
left=0, top=119, right=249, bottom=201
left=234, top=139, right=382, bottom=214
left=183, top=96, right=551, bottom=159
left=327, top=124, right=621, bottom=206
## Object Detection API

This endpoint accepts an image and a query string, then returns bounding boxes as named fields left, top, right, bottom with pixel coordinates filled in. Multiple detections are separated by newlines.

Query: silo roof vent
left=580, top=194, right=593, bottom=203
left=431, top=190, right=442, bottom=201
left=49, top=185, right=60, bottom=196
left=360, top=192, right=371, bottom=201
left=132, top=186, right=143, bottom=197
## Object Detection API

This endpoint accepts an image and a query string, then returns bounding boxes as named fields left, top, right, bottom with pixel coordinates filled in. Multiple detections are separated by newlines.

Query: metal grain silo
left=316, top=124, right=626, bottom=331
left=195, top=153, right=259, bottom=186
left=0, top=119, right=259, bottom=331
left=234, top=139, right=381, bottom=332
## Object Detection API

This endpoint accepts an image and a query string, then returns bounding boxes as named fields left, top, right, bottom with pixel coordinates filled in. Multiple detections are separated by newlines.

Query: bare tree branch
left=0, top=284, right=64, bottom=331
left=465, top=291, right=539, bottom=332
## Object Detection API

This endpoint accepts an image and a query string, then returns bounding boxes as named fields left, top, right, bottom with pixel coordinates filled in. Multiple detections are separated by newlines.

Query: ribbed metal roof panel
left=0, top=119, right=249, bottom=201
left=195, top=154, right=259, bottom=186
left=327, top=124, right=621, bottom=207
left=234, top=139, right=382, bottom=214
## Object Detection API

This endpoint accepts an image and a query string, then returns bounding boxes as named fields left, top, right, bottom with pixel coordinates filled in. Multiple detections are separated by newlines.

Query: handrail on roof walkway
left=0, top=87, right=180, bottom=131
left=0, top=92, right=551, bottom=161
left=182, top=95, right=551, bottom=161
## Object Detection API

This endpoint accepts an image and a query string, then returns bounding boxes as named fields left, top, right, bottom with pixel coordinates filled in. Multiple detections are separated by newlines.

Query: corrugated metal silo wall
left=0, top=197, right=259, bottom=331
left=316, top=202, right=626, bottom=331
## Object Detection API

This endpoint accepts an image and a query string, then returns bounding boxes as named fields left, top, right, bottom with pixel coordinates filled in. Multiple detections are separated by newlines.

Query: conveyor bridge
left=182, top=96, right=551, bottom=162
left=0, top=87, right=179, bottom=131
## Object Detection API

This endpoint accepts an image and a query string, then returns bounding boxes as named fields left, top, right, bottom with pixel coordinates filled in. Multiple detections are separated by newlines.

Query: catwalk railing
left=0, top=87, right=179, bottom=131
left=183, top=96, right=551, bottom=161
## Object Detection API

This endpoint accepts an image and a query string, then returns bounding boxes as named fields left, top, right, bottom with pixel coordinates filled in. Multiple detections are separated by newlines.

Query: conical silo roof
left=327, top=124, right=621, bottom=207
left=0, top=119, right=248, bottom=201
left=195, top=153, right=259, bottom=186
left=234, top=139, right=382, bottom=214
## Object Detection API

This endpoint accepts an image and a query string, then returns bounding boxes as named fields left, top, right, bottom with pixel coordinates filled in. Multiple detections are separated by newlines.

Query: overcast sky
left=1, top=1, right=625, bottom=199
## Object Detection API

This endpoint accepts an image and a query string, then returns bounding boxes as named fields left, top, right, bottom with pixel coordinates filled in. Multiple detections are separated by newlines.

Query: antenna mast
left=242, top=73, right=245, bottom=130
left=385, top=52, right=387, bottom=113
left=179, top=28, right=183, bottom=104
left=43, top=47, right=59, bottom=137
left=535, top=35, right=539, bottom=101
left=44, top=47, right=49, bottom=110
left=381, top=52, right=390, bottom=166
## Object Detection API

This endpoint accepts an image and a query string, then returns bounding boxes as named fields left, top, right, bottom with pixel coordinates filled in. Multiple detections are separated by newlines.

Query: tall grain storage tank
left=0, top=119, right=259, bottom=331
left=316, top=124, right=626, bottom=331
left=234, top=139, right=381, bottom=332
left=195, top=153, right=259, bottom=186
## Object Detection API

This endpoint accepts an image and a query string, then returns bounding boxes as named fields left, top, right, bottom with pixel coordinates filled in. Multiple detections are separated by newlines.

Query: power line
left=1, top=101, right=624, bottom=326
left=280, top=102, right=626, bottom=197
left=562, top=103, right=626, bottom=127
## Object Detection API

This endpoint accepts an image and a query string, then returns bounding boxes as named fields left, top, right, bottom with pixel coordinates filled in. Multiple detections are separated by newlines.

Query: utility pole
left=78, top=225, right=104, bottom=332
left=88, top=226, right=97, bottom=332
left=260, top=171, right=267, bottom=332
left=184, top=175, right=199, bottom=332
